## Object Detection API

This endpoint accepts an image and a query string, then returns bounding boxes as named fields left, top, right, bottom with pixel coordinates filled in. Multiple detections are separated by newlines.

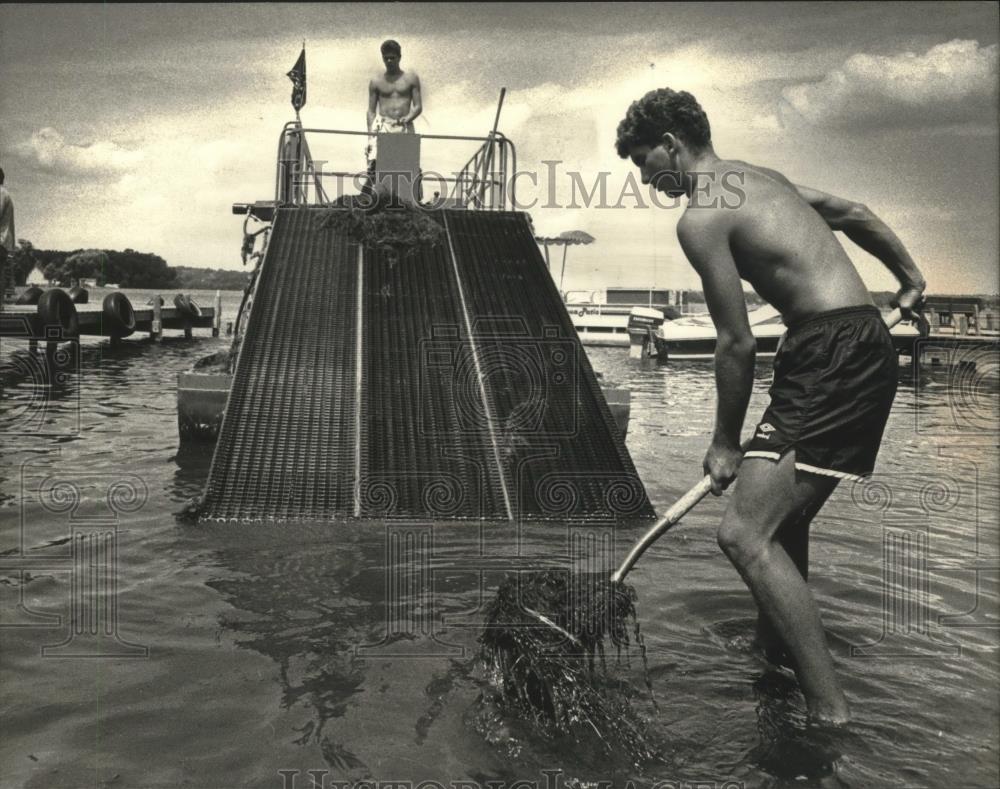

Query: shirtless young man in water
left=366, top=39, right=422, bottom=158
left=616, top=88, right=925, bottom=724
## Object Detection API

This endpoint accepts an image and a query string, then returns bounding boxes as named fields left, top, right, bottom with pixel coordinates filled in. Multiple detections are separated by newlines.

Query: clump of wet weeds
left=317, top=195, right=445, bottom=263
left=479, top=569, right=660, bottom=763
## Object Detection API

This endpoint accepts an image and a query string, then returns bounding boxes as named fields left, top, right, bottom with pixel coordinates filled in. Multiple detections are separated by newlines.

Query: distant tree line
left=172, top=266, right=250, bottom=290
left=10, top=241, right=246, bottom=291
left=11, top=240, right=178, bottom=288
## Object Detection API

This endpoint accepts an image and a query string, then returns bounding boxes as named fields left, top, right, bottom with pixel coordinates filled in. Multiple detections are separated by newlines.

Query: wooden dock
left=0, top=292, right=220, bottom=349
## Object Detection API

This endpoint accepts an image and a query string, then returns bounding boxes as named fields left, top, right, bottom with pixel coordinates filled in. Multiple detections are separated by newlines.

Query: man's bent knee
left=717, top=512, right=770, bottom=570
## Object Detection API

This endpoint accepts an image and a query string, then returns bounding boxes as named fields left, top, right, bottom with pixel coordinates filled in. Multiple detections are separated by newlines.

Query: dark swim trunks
left=745, top=305, right=898, bottom=481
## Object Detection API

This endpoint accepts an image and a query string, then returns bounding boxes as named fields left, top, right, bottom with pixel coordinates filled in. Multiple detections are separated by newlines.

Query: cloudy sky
left=1, top=2, right=997, bottom=294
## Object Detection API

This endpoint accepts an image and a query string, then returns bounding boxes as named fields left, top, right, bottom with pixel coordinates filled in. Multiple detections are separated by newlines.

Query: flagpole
left=297, top=42, right=303, bottom=186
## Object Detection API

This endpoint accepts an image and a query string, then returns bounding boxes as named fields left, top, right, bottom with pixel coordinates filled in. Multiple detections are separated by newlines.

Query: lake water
left=1, top=290, right=997, bottom=789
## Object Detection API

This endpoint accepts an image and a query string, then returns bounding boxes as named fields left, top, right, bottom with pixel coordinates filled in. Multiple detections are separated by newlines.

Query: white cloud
left=18, top=128, right=145, bottom=176
left=779, top=39, right=998, bottom=129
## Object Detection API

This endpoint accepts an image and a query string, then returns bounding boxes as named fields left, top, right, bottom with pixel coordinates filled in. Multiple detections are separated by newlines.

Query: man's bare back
left=678, top=161, right=873, bottom=325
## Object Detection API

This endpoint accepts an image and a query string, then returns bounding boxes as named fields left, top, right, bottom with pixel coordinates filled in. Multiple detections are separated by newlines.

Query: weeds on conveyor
left=318, top=197, right=445, bottom=262
left=479, top=569, right=659, bottom=763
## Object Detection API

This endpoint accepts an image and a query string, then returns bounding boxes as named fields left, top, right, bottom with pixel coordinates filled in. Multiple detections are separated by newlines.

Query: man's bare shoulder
left=677, top=201, right=731, bottom=253
left=723, top=159, right=796, bottom=190
left=715, top=160, right=814, bottom=226
left=679, top=202, right=726, bottom=230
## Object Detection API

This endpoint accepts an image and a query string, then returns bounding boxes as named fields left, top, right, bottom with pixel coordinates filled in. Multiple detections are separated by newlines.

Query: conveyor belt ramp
left=200, top=208, right=654, bottom=522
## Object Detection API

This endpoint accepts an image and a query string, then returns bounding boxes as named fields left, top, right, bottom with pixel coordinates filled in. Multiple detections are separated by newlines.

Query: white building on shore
left=25, top=264, right=50, bottom=286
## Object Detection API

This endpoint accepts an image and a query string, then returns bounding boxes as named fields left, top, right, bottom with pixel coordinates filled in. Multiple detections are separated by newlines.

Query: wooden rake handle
left=611, top=448, right=740, bottom=583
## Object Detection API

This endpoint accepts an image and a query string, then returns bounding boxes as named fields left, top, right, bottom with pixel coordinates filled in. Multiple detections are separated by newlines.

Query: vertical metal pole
left=479, top=88, right=506, bottom=206
left=499, top=144, right=506, bottom=210
left=279, top=130, right=289, bottom=204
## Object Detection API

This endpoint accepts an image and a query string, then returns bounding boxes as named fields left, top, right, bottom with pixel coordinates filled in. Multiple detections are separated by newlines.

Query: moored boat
left=564, top=290, right=679, bottom=347
left=652, top=304, right=922, bottom=361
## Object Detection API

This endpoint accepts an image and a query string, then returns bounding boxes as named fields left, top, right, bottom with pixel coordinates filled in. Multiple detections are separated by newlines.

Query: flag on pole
left=287, top=47, right=306, bottom=112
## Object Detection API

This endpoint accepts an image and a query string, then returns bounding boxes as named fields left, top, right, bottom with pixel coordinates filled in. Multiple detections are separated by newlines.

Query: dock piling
left=212, top=291, right=222, bottom=337
left=151, top=295, right=162, bottom=342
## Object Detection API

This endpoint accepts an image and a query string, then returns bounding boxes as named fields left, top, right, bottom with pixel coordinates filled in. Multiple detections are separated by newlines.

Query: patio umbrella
left=533, top=230, right=595, bottom=291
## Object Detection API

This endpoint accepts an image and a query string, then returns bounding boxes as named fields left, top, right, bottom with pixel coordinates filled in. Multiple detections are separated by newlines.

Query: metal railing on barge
left=275, top=121, right=518, bottom=210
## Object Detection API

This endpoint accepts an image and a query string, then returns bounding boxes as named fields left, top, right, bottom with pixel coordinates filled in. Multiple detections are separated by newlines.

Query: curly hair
left=615, top=88, right=711, bottom=157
